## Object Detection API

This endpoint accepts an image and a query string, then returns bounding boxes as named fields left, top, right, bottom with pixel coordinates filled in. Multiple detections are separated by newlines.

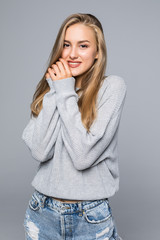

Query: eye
left=63, top=43, right=70, bottom=48
left=80, top=44, right=88, bottom=48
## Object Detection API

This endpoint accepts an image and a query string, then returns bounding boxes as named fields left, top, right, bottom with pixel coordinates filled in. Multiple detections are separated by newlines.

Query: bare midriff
left=52, top=197, right=83, bottom=203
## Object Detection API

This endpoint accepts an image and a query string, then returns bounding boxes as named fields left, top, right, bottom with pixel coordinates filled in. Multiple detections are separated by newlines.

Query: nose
left=69, top=46, right=78, bottom=59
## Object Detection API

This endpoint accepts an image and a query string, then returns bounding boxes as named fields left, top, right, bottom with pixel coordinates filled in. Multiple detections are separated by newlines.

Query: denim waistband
left=33, top=190, right=109, bottom=214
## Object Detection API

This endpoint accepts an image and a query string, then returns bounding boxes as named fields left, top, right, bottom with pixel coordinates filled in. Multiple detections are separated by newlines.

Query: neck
left=75, top=76, right=82, bottom=88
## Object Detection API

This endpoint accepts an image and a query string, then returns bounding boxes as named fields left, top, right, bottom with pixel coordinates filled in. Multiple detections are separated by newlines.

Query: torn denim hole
left=26, top=221, right=39, bottom=240
left=96, top=226, right=110, bottom=239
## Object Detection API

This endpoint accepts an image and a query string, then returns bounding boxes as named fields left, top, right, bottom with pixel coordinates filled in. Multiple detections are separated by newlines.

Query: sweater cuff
left=46, top=78, right=55, bottom=90
left=53, top=77, right=75, bottom=93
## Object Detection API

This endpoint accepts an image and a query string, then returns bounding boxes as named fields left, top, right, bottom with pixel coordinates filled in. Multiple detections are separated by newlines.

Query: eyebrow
left=64, top=40, right=90, bottom=43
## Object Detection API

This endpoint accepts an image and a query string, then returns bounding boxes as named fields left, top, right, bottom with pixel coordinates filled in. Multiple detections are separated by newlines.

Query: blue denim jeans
left=23, top=190, right=122, bottom=240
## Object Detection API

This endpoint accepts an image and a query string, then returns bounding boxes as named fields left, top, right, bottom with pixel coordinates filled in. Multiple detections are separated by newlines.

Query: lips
left=68, top=61, right=81, bottom=68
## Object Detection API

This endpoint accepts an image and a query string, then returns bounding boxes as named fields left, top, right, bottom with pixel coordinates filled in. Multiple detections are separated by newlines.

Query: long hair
left=30, top=13, right=107, bottom=132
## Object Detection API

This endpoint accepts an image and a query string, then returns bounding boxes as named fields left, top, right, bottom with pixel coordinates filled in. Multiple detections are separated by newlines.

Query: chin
left=71, top=70, right=84, bottom=77
left=71, top=71, right=80, bottom=77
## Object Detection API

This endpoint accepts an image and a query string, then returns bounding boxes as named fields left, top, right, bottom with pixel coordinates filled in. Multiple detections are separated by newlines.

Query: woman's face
left=61, top=23, right=98, bottom=79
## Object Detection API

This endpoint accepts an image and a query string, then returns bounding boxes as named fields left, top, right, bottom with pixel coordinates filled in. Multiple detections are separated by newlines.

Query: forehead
left=65, top=23, right=96, bottom=42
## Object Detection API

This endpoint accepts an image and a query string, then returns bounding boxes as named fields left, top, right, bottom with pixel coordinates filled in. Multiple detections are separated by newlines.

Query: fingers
left=49, top=62, right=63, bottom=80
left=45, top=73, right=51, bottom=79
left=55, top=61, right=66, bottom=75
left=59, top=58, right=72, bottom=76
left=52, top=64, right=61, bottom=77
left=47, top=58, right=72, bottom=81
left=48, top=66, right=57, bottom=80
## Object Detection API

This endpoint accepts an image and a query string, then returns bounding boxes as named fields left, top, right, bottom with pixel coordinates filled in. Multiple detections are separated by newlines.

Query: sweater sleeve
left=21, top=78, right=61, bottom=162
left=53, top=76, right=127, bottom=171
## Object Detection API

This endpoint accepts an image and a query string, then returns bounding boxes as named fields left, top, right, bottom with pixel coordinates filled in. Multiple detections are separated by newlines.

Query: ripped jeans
left=23, top=190, right=123, bottom=240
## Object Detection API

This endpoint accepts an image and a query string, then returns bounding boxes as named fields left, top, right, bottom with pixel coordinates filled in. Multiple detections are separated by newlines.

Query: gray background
left=0, top=0, right=159, bottom=239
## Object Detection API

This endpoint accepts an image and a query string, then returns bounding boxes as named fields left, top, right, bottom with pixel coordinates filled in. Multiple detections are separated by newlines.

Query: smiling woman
left=47, top=23, right=99, bottom=88
left=60, top=23, right=99, bottom=83
left=22, top=13, right=127, bottom=240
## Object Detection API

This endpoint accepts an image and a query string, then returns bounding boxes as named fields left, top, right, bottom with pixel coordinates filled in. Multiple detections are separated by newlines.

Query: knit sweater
left=22, top=75, right=127, bottom=200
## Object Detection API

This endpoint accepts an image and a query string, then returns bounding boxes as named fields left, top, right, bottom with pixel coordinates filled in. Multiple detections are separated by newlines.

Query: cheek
left=61, top=49, right=68, bottom=58
left=81, top=50, right=96, bottom=62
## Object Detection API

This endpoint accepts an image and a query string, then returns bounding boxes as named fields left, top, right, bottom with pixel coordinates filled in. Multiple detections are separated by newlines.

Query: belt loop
left=41, top=194, right=47, bottom=208
left=78, top=202, right=83, bottom=216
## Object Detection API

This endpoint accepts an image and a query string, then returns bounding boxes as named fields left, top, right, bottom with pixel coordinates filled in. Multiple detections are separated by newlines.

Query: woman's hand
left=45, top=58, right=72, bottom=81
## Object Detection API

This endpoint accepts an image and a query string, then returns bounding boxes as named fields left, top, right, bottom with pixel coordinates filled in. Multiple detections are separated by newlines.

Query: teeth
left=69, top=62, right=80, bottom=64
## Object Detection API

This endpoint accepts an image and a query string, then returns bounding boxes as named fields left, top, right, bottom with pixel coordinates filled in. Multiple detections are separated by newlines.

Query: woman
left=22, top=13, right=127, bottom=240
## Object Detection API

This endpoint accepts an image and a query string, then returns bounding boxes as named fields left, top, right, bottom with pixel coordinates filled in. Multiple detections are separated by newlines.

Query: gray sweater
left=22, top=75, right=127, bottom=200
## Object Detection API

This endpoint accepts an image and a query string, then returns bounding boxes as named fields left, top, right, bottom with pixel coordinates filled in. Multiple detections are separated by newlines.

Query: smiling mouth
left=68, top=62, right=81, bottom=68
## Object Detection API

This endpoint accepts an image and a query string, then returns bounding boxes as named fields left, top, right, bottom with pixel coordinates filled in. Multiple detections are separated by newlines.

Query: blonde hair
left=30, top=13, right=107, bottom=132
